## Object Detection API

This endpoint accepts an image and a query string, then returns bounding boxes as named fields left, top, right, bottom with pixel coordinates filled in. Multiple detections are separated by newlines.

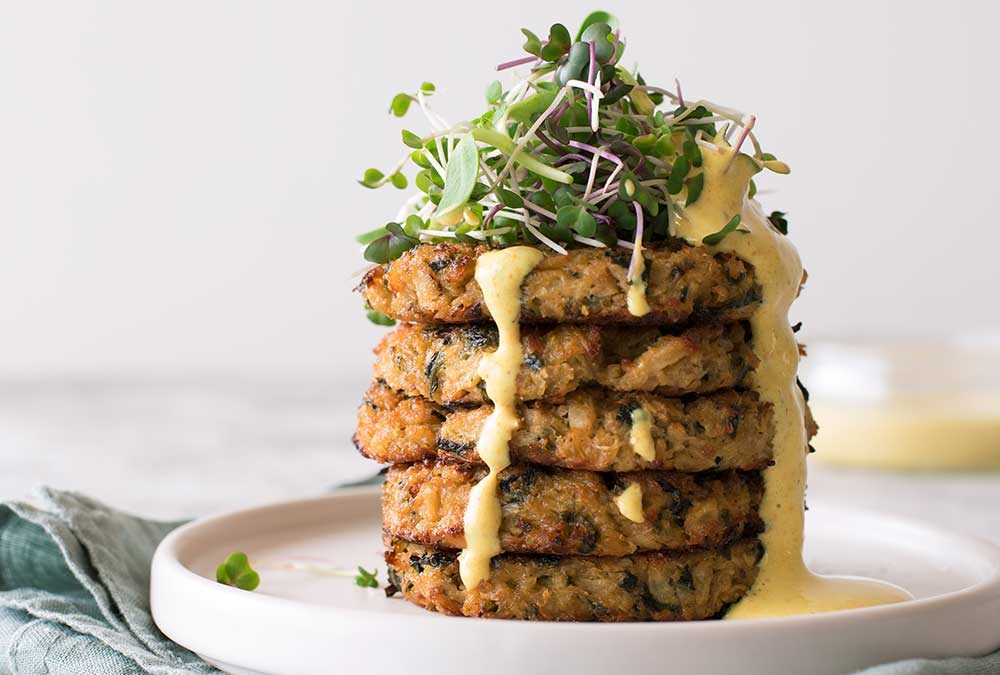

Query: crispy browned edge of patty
left=359, top=242, right=761, bottom=325
left=381, top=461, right=763, bottom=556
left=383, top=537, right=762, bottom=621
left=371, top=321, right=757, bottom=405
left=355, top=382, right=777, bottom=472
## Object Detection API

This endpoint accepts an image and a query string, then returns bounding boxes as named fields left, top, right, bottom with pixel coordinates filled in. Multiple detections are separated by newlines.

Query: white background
left=2, top=0, right=998, bottom=378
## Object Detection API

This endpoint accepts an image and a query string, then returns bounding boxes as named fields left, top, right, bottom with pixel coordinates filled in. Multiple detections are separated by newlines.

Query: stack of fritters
left=355, top=240, right=809, bottom=621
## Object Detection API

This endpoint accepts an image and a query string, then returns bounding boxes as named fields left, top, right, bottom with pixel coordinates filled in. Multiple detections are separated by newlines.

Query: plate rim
left=151, top=487, right=1000, bottom=632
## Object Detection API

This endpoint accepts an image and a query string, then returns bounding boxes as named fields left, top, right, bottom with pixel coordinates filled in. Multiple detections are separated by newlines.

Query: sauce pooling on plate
left=458, top=246, right=544, bottom=590
left=676, top=145, right=911, bottom=618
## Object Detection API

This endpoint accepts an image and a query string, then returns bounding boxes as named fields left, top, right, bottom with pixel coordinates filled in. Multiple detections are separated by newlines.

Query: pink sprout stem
left=496, top=55, right=537, bottom=71
left=585, top=41, right=597, bottom=122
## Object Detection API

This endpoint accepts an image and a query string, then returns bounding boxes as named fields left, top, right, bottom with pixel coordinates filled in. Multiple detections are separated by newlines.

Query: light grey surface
left=1, top=378, right=998, bottom=544
left=3, top=1, right=1000, bottom=375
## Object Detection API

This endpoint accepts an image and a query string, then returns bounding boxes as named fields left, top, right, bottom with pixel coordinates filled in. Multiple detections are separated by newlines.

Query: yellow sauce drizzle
left=627, top=242, right=651, bottom=317
left=676, top=146, right=911, bottom=618
left=458, top=246, right=544, bottom=590
left=615, top=482, right=645, bottom=523
left=629, top=406, right=655, bottom=462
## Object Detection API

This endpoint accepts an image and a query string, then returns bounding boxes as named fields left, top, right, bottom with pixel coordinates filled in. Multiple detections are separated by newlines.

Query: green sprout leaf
left=576, top=11, right=619, bottom=41
left=683, top=140, right=703, bottom=168
left=355, top=225, right=388, bottom=245
left=522, top=28, right=542, bottom=57
left=389, top=172, right=407, bottom=189
left=703, top=215, right=742, bottom=246
left=580, top=22, right=613, bottom=63
left=216, top=552, right=260, bottom=591
left=358, top=168, right=385, bottom=189
left=557, top=41, right=591, bottom=86
left=769, top=211, right=789, bottom=235
left=389, top=93, right=414, bottom=117
left=365, top=304, right=395, bottom=326
left=485, top=80, right=502, bottom=105
left=420, top=82, right=436, bottom=94
left=403, top=214, right=424, bottom=237
left=434, top=133, right=479, bottom=224
left=539, top=23, right=571, bottom=62
left=355, top=566, right=378, bottom=588
left=508, top=91, right=556, bottom=125
left=363, top=222, right=418, bottom=264
left=763, top=159, right=791, bottom=174
left=497, top=188, right=524, bottom=209
left=556, top=204, right=596, bottom=237
left=401, top=129, right=423, bottom=149
left=667, top=156, right=691, bottom=195
left=685, top=172, right=705, bottom=206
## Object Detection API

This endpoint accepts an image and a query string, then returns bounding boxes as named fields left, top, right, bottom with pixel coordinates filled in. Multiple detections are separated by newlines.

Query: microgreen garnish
left=355, top=566, right=379, bottom=588
left=216, top=552, right=260, bottom=591
left=702, top=215, right=742, bottom=245
left=365, top=303, right=396, bottom=326
left=363, top=222, right=418, bottom=264
left=355, top=11, right=789, bottom=316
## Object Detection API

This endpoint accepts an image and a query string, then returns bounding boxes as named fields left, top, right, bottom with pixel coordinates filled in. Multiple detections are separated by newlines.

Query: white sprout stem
left=495, top=87, right=569, bottom=185
left=572, top=234, right=607, bottom=248
left=678, top=115, right=730, bottom=125
left=522, top=201, right=557, bottom=220
left=416, top=90, right=448, bottom=132
left=590, top=71, right=603, bottom=131
left=602, top=162, right=624, bottom=195
left=472, top=128, right=572, bottom=185
left=417, top=229, right=458, bottom=239
left=394, top=192, right=427, bottom=221
left=523, top=219, right=568, bottom=255
left=417, top=200, right=436, bottom=219
left=583, top=149, right=602, bottom=199
left=725, top=115, right=756, bottom=171
left=640, top=85, right=678, bottom=103
left=566, top=79, right=603, bottom=98
left=616, top=238, right=635, bottom=249
left=424, top=140, right=448, bottom=177
left=463, top=227, right=516, bottom=241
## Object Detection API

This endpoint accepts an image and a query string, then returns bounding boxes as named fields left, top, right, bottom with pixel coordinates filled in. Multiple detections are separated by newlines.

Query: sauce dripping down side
left=676, top=146, right=911, bottom=618
left=458, top=246, right=544, bottom=590
left=615, top=482, right=645, bottom=523
left=627, top=243, right=651, bottom=317
left=629, top=406, right=655, bottom=461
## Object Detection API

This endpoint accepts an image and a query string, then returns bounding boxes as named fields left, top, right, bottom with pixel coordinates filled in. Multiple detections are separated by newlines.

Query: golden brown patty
left=382, top=461, right=763, bottom=556
left=372, top=321, right=756, bottom=405
left=360, top=242, right=760, bottom=325
left=384, top=537, right=761, bottom=621
left=356, top=382, right=774, bottom=472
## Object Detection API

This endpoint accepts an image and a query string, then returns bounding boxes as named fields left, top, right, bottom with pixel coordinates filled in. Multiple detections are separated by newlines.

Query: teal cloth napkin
left=0, top=486, right=996, bottom=675
left=0, top=488, right=218, bottom=674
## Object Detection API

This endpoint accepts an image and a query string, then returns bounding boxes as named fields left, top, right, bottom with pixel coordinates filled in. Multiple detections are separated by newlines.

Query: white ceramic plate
left=151, top=487, right=1000, bottom=675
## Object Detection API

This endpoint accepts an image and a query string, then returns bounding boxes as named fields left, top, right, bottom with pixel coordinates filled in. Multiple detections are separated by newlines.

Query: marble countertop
left=2, top=377, right=998, bottom=544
